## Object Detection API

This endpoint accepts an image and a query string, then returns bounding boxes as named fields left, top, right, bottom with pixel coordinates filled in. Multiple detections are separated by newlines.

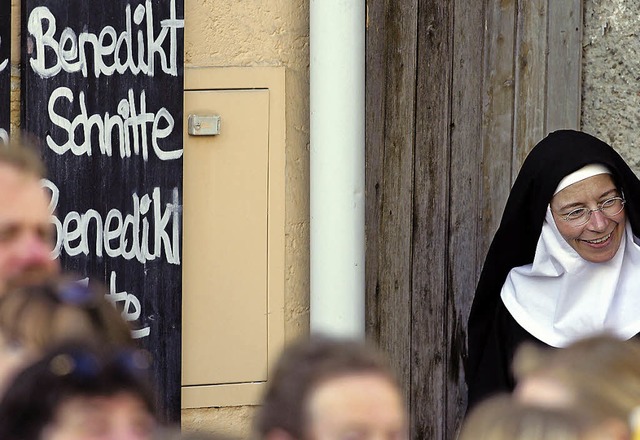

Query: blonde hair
left=460, top=394, right=605, bottom=440
left=513, top=334, right=640, bottom=422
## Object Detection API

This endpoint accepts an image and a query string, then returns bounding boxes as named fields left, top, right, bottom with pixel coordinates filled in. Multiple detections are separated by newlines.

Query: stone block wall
left=583, top=0, right=640, bottom=171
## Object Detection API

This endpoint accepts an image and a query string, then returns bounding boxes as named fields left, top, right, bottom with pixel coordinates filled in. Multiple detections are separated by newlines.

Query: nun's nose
left=586, top=209, right=609, bottom=230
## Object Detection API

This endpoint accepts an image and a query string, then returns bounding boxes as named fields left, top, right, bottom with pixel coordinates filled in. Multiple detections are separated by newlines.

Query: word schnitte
left=47, top=86, right=179, bottom=161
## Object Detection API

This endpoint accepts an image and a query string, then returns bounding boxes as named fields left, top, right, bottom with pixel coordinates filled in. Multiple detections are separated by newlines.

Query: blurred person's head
left=0, top=342, right=156, bottom=440
left=0, top=139, right=59, bottom=292
left=459, top=394, right=628, bottom=440
left=254, top=335, right=407, bottom=440
left=0, top=275, right=135, bottom=395
left=513, top=334, right=640, bottom=424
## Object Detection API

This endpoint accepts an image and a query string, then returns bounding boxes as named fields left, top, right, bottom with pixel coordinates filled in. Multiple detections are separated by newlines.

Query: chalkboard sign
left=0, top=4, right=9, bottom=142
left=21, top=0, right=184, bottom=422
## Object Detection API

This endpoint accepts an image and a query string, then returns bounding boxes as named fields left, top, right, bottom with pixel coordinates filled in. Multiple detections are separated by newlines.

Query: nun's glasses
left=556, top=196, right=626, bottom=227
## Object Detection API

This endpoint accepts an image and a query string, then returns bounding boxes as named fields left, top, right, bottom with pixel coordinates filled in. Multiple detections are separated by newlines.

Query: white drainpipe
left=309, top=0, right=365, bottom=338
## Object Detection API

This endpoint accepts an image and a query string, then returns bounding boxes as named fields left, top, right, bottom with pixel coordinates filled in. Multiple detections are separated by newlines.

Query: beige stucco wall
left=182, top=1, right=310, bottom=438
left=182, top=0, right=311, bottom=341
left=583, top=0, right=640, bottom=172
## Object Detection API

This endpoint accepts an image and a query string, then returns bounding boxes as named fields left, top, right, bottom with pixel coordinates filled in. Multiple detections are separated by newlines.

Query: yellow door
left=182, top=89, right=269, bottom=387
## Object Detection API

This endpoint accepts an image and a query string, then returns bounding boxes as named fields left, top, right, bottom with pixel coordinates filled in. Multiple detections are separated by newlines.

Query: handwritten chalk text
left=80, top=273, right=150, bottom=339
left=105, top=271, right=150, bottom=338
left=27, top=0, right=184, bottom=79
left=43, top=179, right=181, bottom=265
left=47, top=86, right=180, bottom=161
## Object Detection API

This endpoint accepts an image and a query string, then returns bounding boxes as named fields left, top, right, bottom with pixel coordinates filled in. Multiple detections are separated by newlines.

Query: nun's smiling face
left=551, top=174, right=626, bottom=263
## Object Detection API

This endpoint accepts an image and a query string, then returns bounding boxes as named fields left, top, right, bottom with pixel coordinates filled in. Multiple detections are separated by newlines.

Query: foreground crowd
left=0, top=275, right=408, bottom=439
left=2, top=271, right=638, bottom=440
left=3, top=134, right=640, bottom=439
left=0, top=138, right=408, bottom=439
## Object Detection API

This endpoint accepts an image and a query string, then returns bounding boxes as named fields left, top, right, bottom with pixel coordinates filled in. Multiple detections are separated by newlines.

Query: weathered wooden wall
left=365, top=0, right=582, bottom=438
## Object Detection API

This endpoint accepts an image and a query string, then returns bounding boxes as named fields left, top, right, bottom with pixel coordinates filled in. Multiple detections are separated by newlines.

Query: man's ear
left=264, top=428, right=297, bottom=440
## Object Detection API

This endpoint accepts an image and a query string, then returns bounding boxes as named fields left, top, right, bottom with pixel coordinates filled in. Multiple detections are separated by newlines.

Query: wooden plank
left=364, top=0, right=386, bottom=345
left=448, top=0, right=485, bottom=436
left=480, top=0, right=517, bottom=268
left=546, top=0, right=582, bottom=132
left=364, top=0, right=417, bottom=407
left=512, top=0, right=547, bottom=172
left=411, top=1, right=453, bottom=438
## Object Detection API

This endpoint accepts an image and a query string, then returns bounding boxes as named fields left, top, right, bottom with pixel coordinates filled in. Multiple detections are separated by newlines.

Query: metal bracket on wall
left=188, top=114, right=221, bottom=136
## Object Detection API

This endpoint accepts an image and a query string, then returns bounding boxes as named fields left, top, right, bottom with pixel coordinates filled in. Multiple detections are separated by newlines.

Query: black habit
left=465, top=130, right=640, bottom=409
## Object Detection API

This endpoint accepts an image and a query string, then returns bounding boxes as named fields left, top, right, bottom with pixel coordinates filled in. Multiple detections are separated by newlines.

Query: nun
left=465, top=129, right=640, bottom=409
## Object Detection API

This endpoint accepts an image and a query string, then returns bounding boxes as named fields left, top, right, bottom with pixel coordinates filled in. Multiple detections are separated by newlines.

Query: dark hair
left=254, top=335, right=399, bottom=439
left=0, top=342, right=156, bottom=440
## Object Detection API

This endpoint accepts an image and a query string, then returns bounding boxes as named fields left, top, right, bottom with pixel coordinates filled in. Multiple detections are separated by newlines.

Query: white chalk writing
left=47, top=86, right=181, bottom=161
left=0, top=35, right=6, bottom=73
left=79, top=273, right=150, bottom=339
left=105, top=271, right=150, bottom=339
left=27, top=0, right=184, bottom=79
left=43, top=179, right=181, bottom=265
left=29, top=1, right=185, bottom=342
left=0, top=34, right=7, bottom=146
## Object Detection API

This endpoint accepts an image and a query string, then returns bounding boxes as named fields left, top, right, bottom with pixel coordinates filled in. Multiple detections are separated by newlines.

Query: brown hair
left=0, top=136, right=47, bottom=179
left=254, top=335, right=399, bottom=439
left=0, top=274, right=135, bottom=352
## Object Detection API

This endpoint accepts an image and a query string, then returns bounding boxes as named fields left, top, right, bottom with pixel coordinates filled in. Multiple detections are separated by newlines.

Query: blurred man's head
left=255, top=336, right=407, bottom=440
left=0, top=141, right=58, bottom=292
left=0, top=275, right=136, bottom=396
